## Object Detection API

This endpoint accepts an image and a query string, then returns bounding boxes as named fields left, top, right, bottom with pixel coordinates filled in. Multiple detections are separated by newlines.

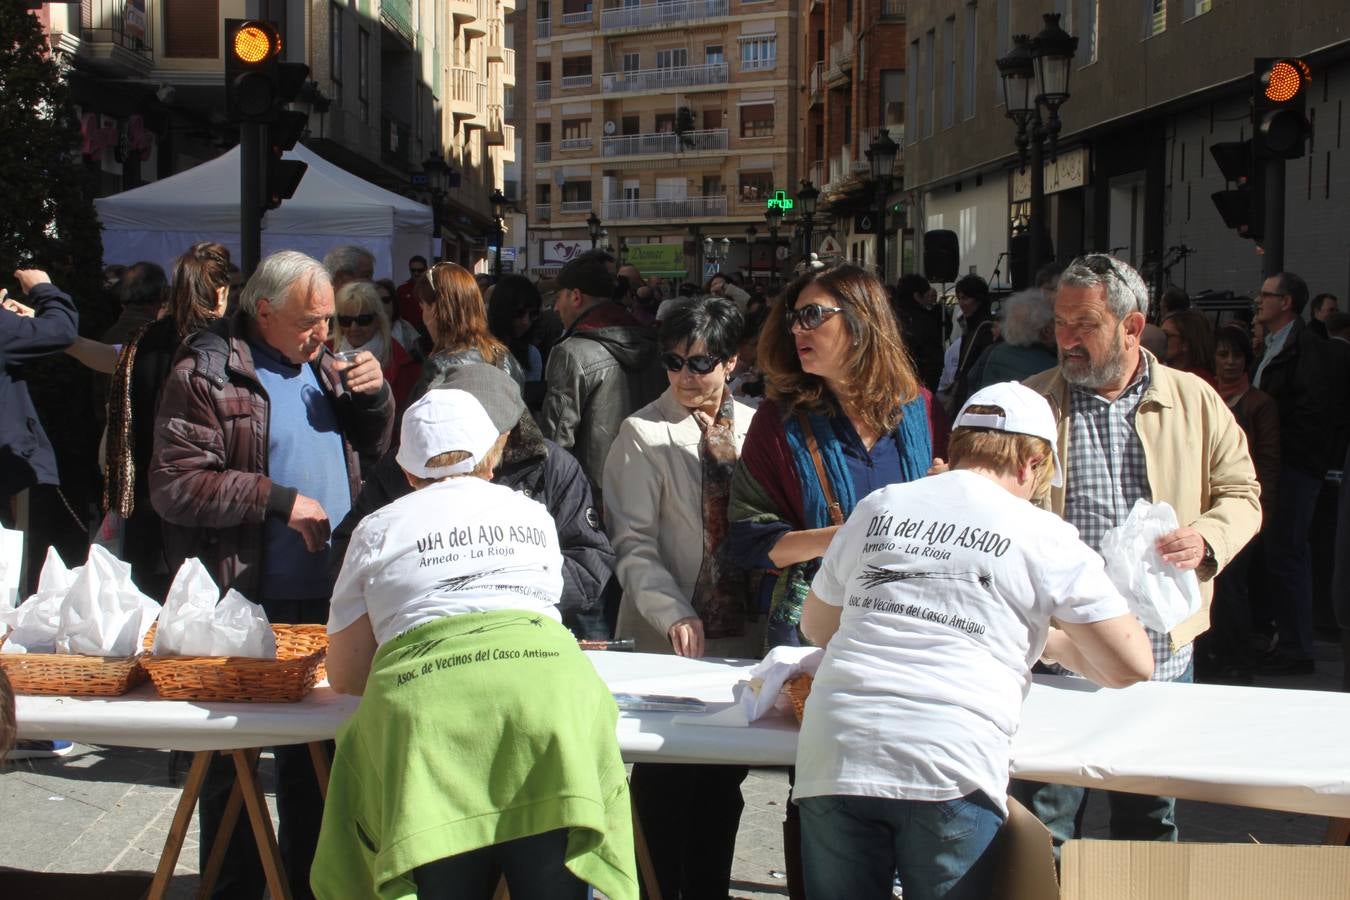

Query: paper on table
left=153, top=558, right=276, bottom=658
left=672, top=646, right=824, bottom=727
left=0, top=545, right=159, bottom=656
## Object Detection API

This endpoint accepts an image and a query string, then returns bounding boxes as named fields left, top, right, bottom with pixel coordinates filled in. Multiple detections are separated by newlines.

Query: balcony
left=600, top=0, right=728, bottom=32
left=741, top=56, right=777, bottom=73
left=561, top=9, right=595, bottom=26
left=537, top=18, right=552, bottom=37
left=561, top=73, right=594, bottom=90
left=858, top=127, right=903, bottom=177
left=485, top=105, right=508, bottom=145
left=450, top=0, right=481, bottom=25
left=502, top=0, right=518, bottom=11
left=535, top=204, right=552, bottom=221
left=809, top=61, right=824, bottom=106
left=69, top=0, right=154, bottom=74
left=600, top=128, right=728, bottom=158
left=536, top=142, right=552, bottom=161
left=602, top=195, right=727, bottom=220
left=880, top=0, right=906, bottom=19
left=537, top=81, right=552, bottom=101
left=501, top=48, right=517, bottom=80
left=560, top=200, right=594, bottom=214
left=560, top=136, right=595, bottom=152
left=381, top=0, right=415, bottom=43
left=448, top=66, right=485, bottom=121
left=826, top=26, right=854, bottom=84
left=487, top=18, right=507, bottom=62
left=602, top=62, right=728, bottom=94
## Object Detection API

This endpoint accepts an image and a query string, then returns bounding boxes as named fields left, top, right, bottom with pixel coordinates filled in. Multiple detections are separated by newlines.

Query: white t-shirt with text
left=795, top=470, right=1130, bottom=814
left=328, top=477, right=564, bottom=646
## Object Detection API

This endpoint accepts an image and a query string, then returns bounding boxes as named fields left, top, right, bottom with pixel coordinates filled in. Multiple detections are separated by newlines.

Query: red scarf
left=1215, top=372, right=1250, bottom=404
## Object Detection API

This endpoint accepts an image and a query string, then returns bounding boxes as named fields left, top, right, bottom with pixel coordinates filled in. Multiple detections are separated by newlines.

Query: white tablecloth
left=15, top=651, right=1350, bottom=818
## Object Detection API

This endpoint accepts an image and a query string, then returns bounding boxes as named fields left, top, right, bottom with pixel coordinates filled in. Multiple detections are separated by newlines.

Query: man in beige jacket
left=1012, top=253, right=1261, bottom=852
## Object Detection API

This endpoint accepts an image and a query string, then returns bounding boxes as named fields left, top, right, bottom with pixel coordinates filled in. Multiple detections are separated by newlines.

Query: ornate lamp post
left=997, top=13, right=1077, bottom=286
left=489, top=187, right=507, bottom=276
left=586, top=210, right=602, bottom=249
left=797, top=179, right=820, bottom=263
left=764, top=205, right=783, bottom=286
left=866, top=129, right=898, bottom=282
left=422, top=151, right=449, bottom=235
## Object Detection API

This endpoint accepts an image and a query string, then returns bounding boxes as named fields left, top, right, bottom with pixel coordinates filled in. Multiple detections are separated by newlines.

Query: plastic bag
left=56, top=545, right=160, bottom=656
left=153, top=558, right=277, bottom=658
left=1099, top=499, right=1202, bottom=634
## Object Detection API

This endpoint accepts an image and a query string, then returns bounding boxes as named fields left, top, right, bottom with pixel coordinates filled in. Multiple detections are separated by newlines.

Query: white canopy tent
left=94, top=143, right=434, bottom=280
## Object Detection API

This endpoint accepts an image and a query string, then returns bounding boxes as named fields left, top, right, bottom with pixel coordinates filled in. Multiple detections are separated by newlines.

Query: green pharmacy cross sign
left=765, top=191, right=795, bottom=212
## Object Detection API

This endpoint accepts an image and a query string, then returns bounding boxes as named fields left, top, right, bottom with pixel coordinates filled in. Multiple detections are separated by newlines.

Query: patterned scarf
left=103, top=324, right=152, bottom=517
left=690, top=388, right=748, bottom=638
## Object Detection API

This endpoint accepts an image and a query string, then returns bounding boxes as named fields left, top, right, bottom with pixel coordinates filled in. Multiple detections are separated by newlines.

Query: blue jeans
left=799, top=792, right=1005, bottom=900
left=1009, top=661, right=1193, bottom=856
left=1265, top=466, right=1324, bottom=659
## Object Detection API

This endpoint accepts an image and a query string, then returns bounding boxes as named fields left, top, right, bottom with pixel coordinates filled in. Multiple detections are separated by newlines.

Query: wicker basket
left=0, top=636, right=148, bottom=696
left=782, top=672, right=813, bottom=724
left=141, top=624, right=329, bottom=703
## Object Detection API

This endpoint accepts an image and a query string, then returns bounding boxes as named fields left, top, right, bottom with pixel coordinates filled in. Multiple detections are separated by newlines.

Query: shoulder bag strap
left=797, top=412, right=845, bottom=526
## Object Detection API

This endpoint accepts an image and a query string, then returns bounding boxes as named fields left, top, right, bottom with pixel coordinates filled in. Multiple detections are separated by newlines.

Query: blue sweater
left=250, top=340, right=351, bottom=600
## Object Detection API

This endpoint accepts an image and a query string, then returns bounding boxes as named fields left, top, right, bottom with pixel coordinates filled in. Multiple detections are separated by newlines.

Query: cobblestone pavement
left=0, top=639, right=1340, bottom=899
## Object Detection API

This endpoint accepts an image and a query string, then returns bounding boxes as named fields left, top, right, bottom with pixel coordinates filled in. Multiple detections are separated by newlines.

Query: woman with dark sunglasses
left=602, top=296, right=762, bottom=899
left=333, top=280, right=420, bottom=417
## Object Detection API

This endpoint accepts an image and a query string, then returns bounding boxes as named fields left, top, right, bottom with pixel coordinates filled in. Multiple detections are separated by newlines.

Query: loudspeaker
left=1008, top=228, right=1054, bottom=291
left=923, top=230, right=960, bottom=283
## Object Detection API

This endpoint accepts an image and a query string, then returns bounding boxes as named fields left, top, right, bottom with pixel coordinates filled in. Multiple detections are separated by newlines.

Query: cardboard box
left=995, top=796, right=1350, bottom=900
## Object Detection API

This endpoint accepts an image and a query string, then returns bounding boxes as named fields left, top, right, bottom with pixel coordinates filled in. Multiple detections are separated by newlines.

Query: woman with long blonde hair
left=411, top=262, right=523, bottom=400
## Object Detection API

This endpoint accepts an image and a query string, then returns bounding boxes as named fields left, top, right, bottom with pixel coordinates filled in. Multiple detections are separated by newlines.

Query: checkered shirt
left=1061, top=358, right=1193, bottom=682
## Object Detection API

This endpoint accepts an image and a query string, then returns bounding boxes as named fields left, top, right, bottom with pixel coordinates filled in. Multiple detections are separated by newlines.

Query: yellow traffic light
left=232, top=23, right=279, bottom=65
left=1261, top=59, right=1309, bottom=103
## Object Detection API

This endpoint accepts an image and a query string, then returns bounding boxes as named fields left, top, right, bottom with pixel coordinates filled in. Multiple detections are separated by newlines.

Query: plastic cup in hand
left=333, top=349, right=361, bottom=386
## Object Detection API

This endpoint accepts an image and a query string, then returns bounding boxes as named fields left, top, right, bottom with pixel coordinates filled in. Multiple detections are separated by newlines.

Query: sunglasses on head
left=337, top=313, right=376, bottom=327
left=785, top=303, right=844, bottom=331
left=1072, top=254, right=1129, bottom=285
left=660, top=351, right=724, bottom=375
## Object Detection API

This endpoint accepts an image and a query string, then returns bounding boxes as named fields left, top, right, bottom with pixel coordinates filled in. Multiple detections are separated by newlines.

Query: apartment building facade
left=800, top=0, right=906, bottom=281
left=36, top=0, right=515, bottom=271
left=523, top=0, right=801, bottom=282
left=903, top=0, right=1350, bottom=298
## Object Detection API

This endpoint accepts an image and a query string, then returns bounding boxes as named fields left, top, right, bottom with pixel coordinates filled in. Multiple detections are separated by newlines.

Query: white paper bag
left=154, top=559, right=276, bottom=658
left=0, top=547, right=77, bottom=653
left=56, top=545, right=161, bottom=657
left=0, top=525, right=23, bottom=610
left=1099, top=499, right=1202, bottom=634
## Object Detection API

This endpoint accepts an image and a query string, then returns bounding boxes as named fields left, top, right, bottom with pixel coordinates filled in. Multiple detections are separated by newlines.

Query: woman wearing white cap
left=313, top=390, right=636, bottom=900
left=793, top=382, right=1155, bottom=900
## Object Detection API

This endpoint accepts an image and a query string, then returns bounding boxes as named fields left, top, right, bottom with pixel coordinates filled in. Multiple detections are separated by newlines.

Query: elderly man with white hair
left=151, top=249, right=394, bottom=900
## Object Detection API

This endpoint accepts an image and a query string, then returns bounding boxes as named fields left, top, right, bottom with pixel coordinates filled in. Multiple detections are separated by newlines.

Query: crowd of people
left=0, top=239, right=1347, bottom=900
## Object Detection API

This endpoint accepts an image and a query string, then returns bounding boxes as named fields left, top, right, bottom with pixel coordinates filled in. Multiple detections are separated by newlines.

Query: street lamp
left=586, top=211, right=602, bottom=249
left=797, top=179, right=820, bottom=263
left=489, top=187, right=507, bottom=277
left=764, top=205, right=783, bottom=286
left=997, top=13, right=1078, bottom=286
left=866, top=129, right=898, bottom=282
left=422, top=151, right=449, bottom=234
left=598, top=229, right=611, bottom=252
left=618, top=237, right=629, bottom=264
left=703, top=236, right=730, bottom=274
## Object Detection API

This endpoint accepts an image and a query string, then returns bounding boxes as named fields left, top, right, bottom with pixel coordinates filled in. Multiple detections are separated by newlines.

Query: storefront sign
left=538, top=239, right=589, bottom=267
left=624, top=243, right=682, bottom=274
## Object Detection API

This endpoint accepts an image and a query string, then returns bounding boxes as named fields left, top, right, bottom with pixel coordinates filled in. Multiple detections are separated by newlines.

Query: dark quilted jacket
left=149, top=313, right=394, bottom=599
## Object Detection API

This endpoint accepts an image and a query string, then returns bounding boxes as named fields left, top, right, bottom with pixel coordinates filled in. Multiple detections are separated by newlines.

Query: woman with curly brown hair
left=728, top=264, right=946, bottom=649
left=411, top=262, right=524, bottom=400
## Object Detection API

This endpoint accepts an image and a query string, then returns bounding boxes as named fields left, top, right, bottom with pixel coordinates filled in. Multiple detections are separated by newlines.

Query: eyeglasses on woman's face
left=785, top=302, right=845, bottom=331
left=337, top=313, right=376, bottom=327
left=660, top=351, right=725, bottom=375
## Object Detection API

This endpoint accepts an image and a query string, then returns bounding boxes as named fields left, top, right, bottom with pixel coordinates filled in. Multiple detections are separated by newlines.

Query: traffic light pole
left=240, top=121, right=263, bottom=277
left=1261, top=157, right=1285, bottom=278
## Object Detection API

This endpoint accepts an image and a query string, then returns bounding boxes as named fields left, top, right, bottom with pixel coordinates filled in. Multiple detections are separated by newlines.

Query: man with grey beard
left=1011, top=254, right=1261, bottom=852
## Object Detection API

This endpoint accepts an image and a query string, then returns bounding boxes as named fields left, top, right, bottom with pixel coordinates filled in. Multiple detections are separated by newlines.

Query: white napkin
left=0, top=525, right=23, bottom=610
left=152, top=558, right=276, bottom=658
left=672, top=646, right=825, bottom=727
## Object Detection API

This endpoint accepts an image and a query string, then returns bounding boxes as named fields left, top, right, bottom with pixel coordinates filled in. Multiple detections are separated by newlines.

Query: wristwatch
left=1201, top=540, right=1216, bottom=569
